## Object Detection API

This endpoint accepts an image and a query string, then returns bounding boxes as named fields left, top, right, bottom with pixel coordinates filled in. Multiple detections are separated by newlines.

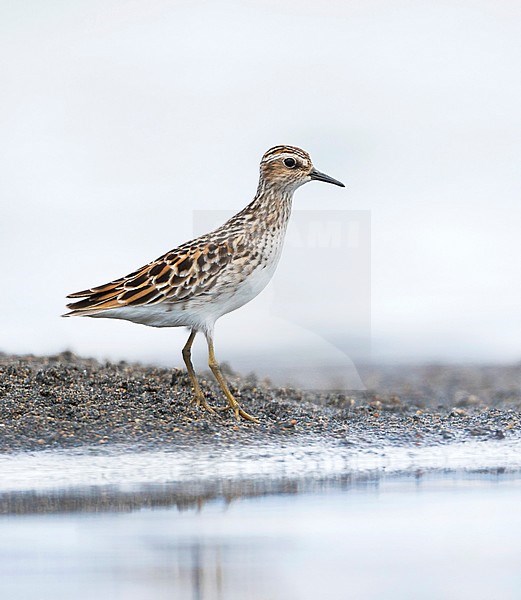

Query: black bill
left=309, top=168, right=345, bottom=187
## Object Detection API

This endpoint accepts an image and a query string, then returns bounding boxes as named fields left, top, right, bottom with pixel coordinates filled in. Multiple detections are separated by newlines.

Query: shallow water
left=2, top=440, right=521, bottom=599
left=2, top=437, right=521, bottom=492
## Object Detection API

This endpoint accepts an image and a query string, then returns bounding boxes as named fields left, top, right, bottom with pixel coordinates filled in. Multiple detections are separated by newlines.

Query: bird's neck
left=247, top=180, right=293, bottom=229
left=222, top=179, right=293, bottom=239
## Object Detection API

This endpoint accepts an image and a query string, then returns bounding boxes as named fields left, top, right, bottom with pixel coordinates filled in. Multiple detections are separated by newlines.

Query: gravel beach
left=0, top=352, right=520, bottom=453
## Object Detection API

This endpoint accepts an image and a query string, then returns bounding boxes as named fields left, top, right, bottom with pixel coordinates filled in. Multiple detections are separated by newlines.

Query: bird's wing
left=64, top=240, right=233, bottom=316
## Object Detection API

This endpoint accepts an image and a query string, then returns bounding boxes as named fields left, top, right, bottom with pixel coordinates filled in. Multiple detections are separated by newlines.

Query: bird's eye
left=284, top=157, right=297, bottom=168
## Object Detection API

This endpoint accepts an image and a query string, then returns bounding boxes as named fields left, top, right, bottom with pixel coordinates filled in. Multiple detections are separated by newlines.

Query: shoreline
left=0, top=352, right=520, bottom=453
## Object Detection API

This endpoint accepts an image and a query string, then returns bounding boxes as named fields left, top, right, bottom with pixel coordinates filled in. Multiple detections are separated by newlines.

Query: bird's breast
left=202, top=231, right=285, bottom=319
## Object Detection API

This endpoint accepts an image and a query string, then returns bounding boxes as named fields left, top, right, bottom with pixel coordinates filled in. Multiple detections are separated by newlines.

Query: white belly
left=209, top=258, right=278, bottom=318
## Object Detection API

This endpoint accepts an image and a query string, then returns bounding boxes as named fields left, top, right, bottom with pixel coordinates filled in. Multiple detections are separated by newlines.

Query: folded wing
left=64, top=241, right=233, bottom=317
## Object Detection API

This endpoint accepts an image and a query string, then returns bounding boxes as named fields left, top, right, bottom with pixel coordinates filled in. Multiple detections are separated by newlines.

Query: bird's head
left=259, top=145, right=345, bottom=193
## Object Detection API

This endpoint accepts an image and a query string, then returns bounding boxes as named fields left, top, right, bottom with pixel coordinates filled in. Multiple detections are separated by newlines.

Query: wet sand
left=0, top=352, right=520, bottom=453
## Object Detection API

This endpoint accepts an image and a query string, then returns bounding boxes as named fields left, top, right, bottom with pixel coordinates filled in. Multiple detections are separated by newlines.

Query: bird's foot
left=236, top=407, right=259, bottom=423
left=224, top=396, right=259, bottom=423
left=191, top=393, right=218, bottom=415
left=193, top=398, right=258, bottom=422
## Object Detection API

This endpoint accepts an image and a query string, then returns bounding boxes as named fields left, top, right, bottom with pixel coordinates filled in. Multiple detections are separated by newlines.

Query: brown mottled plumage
left=64, top=145, right=345, bottom=421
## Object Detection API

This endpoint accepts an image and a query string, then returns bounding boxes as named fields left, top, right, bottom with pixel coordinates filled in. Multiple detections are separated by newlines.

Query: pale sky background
left=1, top=1, right=520, bottom=383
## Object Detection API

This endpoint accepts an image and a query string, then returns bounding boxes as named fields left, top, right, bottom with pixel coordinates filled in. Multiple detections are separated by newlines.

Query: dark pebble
left=0, top=353, right=519, bottom=453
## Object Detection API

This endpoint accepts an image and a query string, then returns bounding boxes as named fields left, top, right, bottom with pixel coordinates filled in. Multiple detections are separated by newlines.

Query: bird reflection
left=187, top=542, right=224, bottom=600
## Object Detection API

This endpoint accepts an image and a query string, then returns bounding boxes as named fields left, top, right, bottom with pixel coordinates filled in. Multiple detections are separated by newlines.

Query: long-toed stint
left=64, top=145, right=345, bottom=422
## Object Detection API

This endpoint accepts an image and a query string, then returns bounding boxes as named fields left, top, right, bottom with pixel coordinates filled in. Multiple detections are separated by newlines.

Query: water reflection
left=0, top=468, right=517, bottom=516
left=188, top=544, right=223, bottom=600
left=2, top=475, right=521, bottom=600
left=0, top=474, right=361, bottom=515
left=2, top=440, right=521, bottom=599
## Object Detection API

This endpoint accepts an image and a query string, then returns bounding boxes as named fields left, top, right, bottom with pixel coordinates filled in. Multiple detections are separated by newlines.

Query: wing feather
left=63, top=241, right=233, bottom=317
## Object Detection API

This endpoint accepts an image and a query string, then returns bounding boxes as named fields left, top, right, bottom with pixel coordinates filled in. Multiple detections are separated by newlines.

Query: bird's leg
left=182, top=330, right=216, bottom=415
left=205, top=334, right=259, bottom=423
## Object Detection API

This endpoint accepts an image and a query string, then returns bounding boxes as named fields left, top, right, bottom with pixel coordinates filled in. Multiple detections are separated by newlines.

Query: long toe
left=199, top=398, right=218, bottom=415
left=237, top=407, right=259, bottom=423
left=223, top=395, right=258, bottom=423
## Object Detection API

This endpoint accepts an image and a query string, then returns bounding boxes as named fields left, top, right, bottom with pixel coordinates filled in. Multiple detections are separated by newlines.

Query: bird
left=64, top=145, right=345, bottom=422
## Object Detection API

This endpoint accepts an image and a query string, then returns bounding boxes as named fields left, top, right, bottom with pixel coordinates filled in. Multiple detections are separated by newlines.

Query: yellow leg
left=206, top=334, right=259, bottom=423
left=182, top=330, right=216, bottom=415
